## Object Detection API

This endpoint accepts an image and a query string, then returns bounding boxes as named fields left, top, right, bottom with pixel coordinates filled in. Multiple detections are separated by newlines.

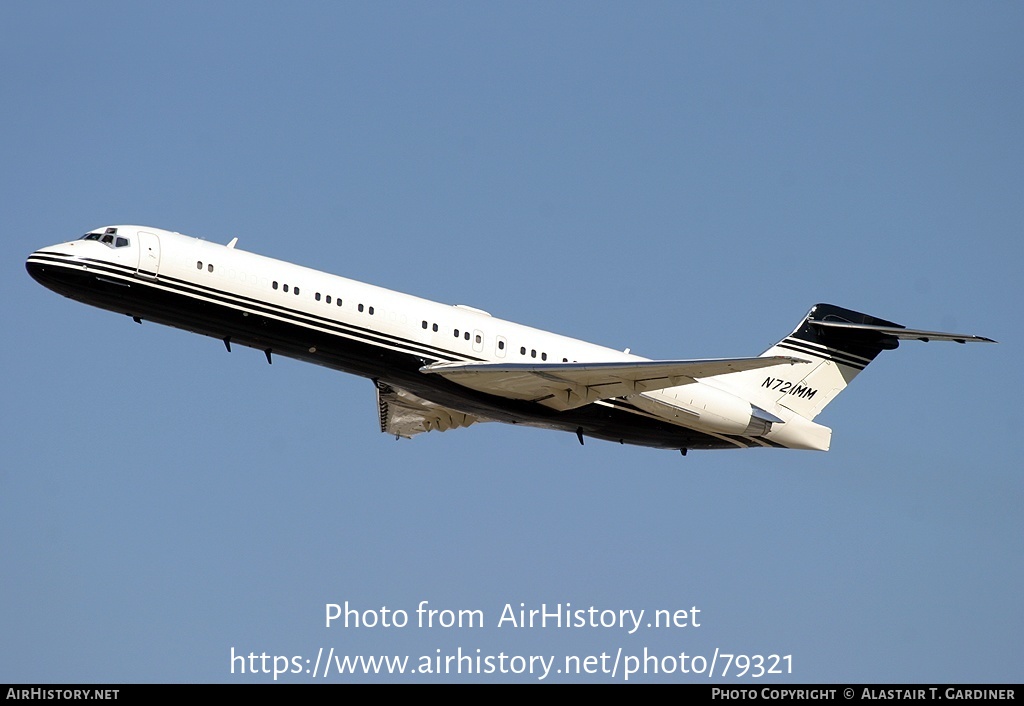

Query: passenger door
left=136, top=230, right=161, bottom=279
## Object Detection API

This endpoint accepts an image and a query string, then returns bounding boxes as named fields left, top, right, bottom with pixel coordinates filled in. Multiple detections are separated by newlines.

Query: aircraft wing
left=375, top=382, right=485, bottom=438
left=420, top=356, right=806, bottom=412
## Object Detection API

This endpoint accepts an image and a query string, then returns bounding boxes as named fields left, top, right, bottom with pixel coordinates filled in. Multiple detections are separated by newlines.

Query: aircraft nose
left=26, top=250, right=58, bottom=286
left=26, top=247, right=80, bottom=293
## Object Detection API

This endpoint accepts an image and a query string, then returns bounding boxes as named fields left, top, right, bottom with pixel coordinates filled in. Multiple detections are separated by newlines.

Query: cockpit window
left=80, top=232, right=130, bottom=248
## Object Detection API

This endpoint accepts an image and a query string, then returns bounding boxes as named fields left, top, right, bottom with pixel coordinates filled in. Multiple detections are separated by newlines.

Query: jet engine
left=630, top=384, right=783, bottom=437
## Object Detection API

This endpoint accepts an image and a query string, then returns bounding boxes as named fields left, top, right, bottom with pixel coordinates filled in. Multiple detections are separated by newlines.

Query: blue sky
left=1, top=2, right=1020, bottom=683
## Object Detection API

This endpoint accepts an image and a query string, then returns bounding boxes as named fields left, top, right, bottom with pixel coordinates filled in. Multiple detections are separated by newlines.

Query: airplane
left=26, top=225, right=995, bottom=454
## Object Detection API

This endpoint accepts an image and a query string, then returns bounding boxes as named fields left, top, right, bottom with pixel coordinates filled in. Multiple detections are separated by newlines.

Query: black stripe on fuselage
left=26, top=254, right=770, bottom=451
left=32, top=253, right=470, bottom=364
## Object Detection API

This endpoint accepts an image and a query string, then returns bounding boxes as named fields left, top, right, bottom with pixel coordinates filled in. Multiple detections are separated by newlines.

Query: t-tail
left=721, top=303, right=996, bottom=428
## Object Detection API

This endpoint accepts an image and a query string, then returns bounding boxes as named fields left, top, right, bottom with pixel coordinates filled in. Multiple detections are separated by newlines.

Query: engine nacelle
left=631, top=384, right=775, bottom=437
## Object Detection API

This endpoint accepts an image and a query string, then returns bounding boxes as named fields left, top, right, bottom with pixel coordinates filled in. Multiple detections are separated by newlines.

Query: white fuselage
left=27, top=225, right=834, bottom=451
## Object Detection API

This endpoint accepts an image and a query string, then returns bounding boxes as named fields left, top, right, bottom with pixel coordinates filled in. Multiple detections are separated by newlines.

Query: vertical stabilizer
left=717, top=305, right=903, bottom=420
left=717, top=303, right=993, bottom=421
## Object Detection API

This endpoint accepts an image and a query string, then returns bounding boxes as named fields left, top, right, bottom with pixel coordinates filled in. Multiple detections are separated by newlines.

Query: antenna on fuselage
left=226, top=237, right=238, bottom=249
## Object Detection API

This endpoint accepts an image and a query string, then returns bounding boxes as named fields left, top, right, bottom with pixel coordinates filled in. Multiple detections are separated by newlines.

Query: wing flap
left=376, top=382, right=483, bottom=438
left=421, top=356, right=806, bottom=411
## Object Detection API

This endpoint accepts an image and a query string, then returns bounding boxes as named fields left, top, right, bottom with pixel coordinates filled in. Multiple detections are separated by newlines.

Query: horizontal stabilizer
left=810, top=320, right=996, bottom=344
left=421, top=356, right=806, bottom=411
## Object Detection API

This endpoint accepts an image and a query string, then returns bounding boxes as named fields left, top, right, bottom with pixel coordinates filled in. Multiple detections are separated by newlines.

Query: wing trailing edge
left=420, top=356, right=807, bottom=412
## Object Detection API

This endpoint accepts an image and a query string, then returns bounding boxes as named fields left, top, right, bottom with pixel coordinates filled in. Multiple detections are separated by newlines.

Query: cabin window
left=337, top=298, right=342, bottom=307
left=358, top=304, right=364, bottom=312
left=453, top=329, right=460, bottom=338
left=531, top=349, right=537, bottom=358
left=368, top=306, right=374, bottom=315
left=197, top=261, right=203, bottom=270
left=475, top=334, right=482, bottom=344
left=326, top=295, right=332, bottom=304
left=464, top=331, right=470, bottom=340
left=294, top=287, right=299, bottom=295
left=208, top=264, right=214, bottom=272
left=432, top=323, right=438, bottom=332
left=272, top=281, right=278, bottom=290
left=541, top=353, right=547, bottom=361
left=520, top=346, right=526, bottom=355
left=315, top=292, right=321, bottom=301
left=498, top=340, right=505, bottom=350
left=422, top=321, right=428, bottom=329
